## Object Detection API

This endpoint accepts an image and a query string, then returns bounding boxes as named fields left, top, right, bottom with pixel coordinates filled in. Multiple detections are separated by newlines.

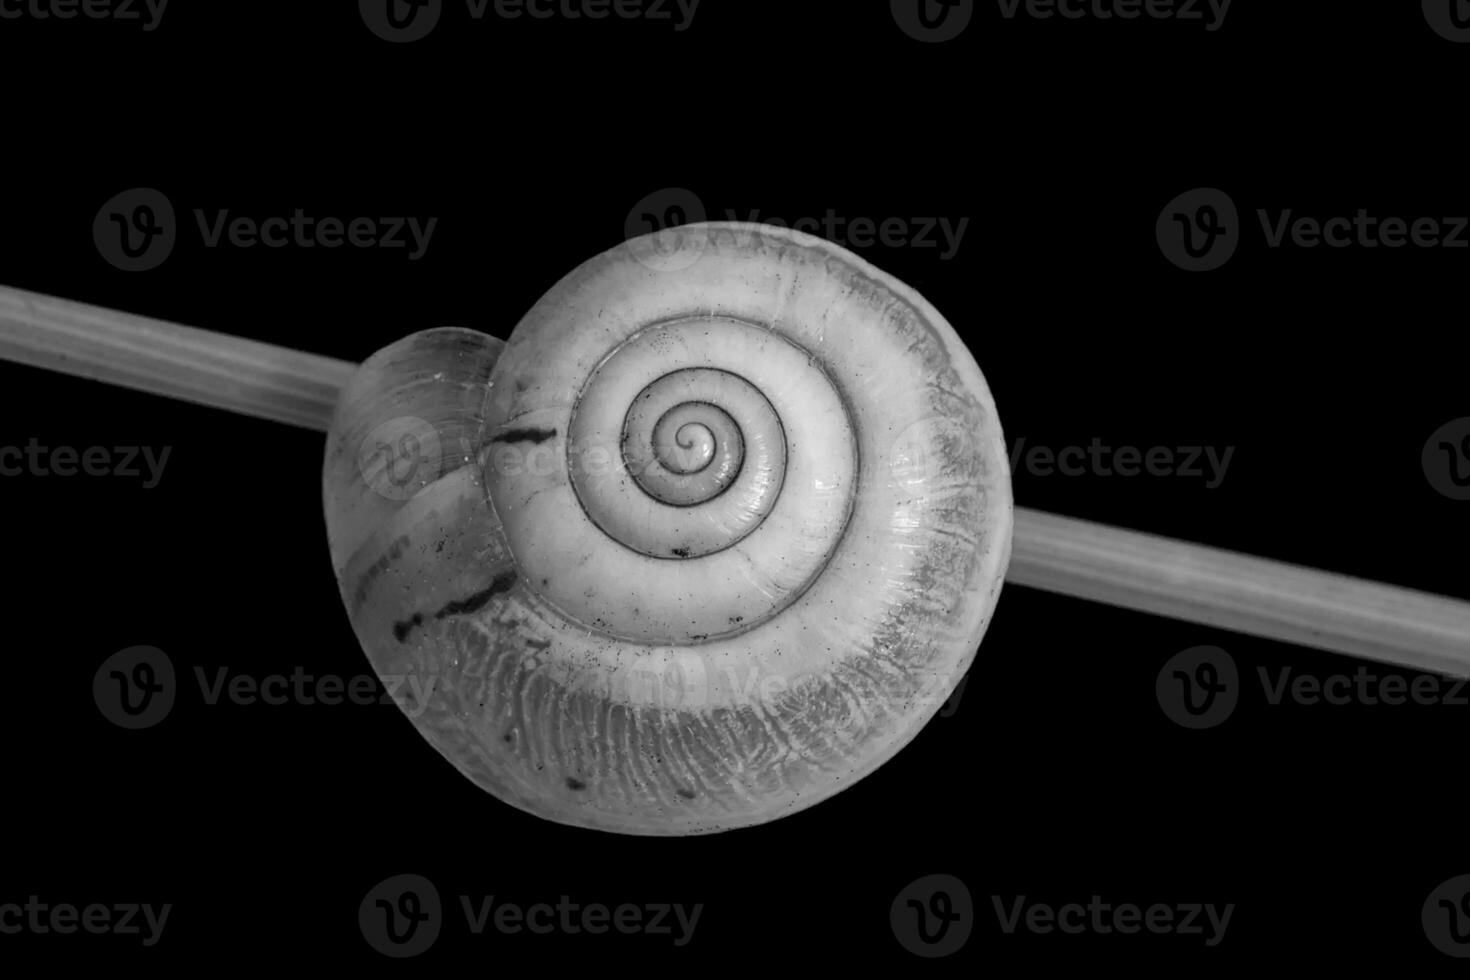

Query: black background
left=0, top=0, right=1466, bottom=969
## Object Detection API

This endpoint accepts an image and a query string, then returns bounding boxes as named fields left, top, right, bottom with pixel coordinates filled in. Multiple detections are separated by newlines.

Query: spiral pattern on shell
left=323, top=222, right=1012, bottom=834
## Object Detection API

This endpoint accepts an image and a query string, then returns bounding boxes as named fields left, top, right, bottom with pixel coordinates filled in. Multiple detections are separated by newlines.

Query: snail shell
left=323, top=222, right=1012, bottom=835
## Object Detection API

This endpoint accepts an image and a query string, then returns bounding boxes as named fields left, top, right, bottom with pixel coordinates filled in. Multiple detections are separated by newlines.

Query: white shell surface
left=323, top=223, right=1012, bottom=835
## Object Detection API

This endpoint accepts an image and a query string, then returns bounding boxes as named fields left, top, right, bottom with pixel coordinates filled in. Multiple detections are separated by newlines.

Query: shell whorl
left=502, top=313, right=856, bottom=644
left=323, top=222, right=1012, bottom=835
